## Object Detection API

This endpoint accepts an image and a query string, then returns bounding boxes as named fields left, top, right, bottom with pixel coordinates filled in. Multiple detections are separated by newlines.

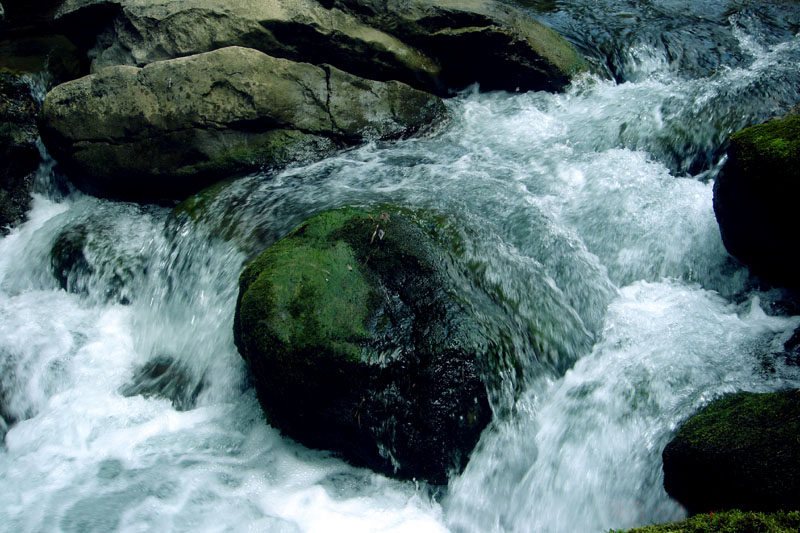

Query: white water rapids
left=2, top=3, right=800, bottom=532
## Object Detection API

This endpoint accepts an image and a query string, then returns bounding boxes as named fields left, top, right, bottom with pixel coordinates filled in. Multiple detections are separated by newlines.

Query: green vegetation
left=236, top=208, right=380, bottom=367
left=612, top=509, right=800, bottom=533
left=730, top=115, right=800, bottom=173
left=662, top=389, right=800, bottom=514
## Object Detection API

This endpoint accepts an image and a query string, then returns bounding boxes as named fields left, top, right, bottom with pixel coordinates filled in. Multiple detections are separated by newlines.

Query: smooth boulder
left=40, top=46, right=448, bottom=201
left=662, top=390, right=800, bottom=515
left=233, top=207, right=492, bottom=483
left=713, top=114, right=800, bottom=288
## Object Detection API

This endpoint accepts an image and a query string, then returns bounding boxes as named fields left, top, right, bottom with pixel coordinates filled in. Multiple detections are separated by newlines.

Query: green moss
left=173, top=178, right=234, bottom=223
left=730, top=115, right=800, bottom=171
left=678, top=390, right=800, bottom=454
left=612, top=509, right=800, bottom=533
left=237, top=207, right=380, bottom=366
left=662, top=389, right=800, bottom=514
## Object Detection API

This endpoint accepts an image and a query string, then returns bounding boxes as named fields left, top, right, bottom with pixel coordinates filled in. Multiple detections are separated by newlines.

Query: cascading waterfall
left=2, top=1, right=800, bottom=532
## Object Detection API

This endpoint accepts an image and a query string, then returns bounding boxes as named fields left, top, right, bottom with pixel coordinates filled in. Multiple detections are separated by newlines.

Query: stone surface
left=40, top=46, right=448, bottom=201
left=56, top=0, right=442, bottom=91
left=233, top=206, right=493, bottom=483
left=662, top=389, right=800, bottom=515
left=330, top=0, right=584, bottom=92
left=713, top=114, right=800, bottom=288
left=55, top=0, right=583, bottom=95
left=0, top=71, right=39, bottom=234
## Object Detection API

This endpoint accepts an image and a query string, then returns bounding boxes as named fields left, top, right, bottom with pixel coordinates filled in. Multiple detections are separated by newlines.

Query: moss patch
left=662, top=389, right=800, bottom=514
left=729, top=115, right=800, bottom=174
left=233, top=206, right=493, bottom=483
left=237, top=208, right=379, bottom=366
left=613, top=509, right=800, bottom=533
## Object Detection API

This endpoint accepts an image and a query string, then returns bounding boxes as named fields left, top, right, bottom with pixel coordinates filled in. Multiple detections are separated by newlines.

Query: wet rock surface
left=234, top=207, right=493, bottom=483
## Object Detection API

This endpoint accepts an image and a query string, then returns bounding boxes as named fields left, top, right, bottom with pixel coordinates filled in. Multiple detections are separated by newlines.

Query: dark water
left=2, top=1, right=800, bottom=531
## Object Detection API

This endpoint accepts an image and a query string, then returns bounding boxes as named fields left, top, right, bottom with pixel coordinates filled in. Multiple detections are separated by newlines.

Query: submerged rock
left=233, top=207, right=492, bottom=483
left=713, top=114, right=800, bottom=289
left=120, top=355, right=205, bottom=411
left=49, top=213, right=148, bottom=303
left=40, top=46, right=448, bottom=202
left=0, top=72, right=39, bottom=234
left=662, top=389, right=800, bottom=515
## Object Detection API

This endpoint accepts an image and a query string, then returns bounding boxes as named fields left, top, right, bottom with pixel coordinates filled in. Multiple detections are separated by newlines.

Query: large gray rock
left=40, top=46, right=448, bottom=202
left=56, top=0, right=442, bottom=92
left=55, top=0, right=583, bottom=95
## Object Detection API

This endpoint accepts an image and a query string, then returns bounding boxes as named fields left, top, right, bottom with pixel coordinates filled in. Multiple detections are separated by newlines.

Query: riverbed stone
left=0, top=72, right=39, bottom=235
left=713, top=114, right=800, bottom=288
left=662, top=389, right=800, bottom=515
left=233, top=206, right=492, bottom=483
left=40, top=46, right=448, bottom=202
left=49, top=212, right=148, bottom=303
left=55, top=0, right=582, bottom=95
left=55, top=0, right=442, bottom=91
left=328, top=0, right=584, bottom=92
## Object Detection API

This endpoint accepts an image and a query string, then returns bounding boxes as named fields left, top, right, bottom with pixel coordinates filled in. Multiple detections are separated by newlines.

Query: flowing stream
left=2, top=1, right=800, bottom=531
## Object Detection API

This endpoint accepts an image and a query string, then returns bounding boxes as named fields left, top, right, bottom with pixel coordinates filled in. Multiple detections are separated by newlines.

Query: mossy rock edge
left=614, top=509, right=800, bottom=533
left=713, top=115, right=800, bottom=288
left=662, top=389, right=800, bottom=515
left=233, top=206, right=492, bottom=484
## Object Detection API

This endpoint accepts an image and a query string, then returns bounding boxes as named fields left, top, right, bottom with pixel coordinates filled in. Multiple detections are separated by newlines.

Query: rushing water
left=2, top=2, right=800, bottom=532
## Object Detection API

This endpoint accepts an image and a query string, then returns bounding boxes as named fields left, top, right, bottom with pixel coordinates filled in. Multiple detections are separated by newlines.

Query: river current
left=2, top=1, right=800, bottom=532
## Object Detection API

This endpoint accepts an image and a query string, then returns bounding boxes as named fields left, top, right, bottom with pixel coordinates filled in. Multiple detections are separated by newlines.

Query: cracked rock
left=40, top=46, right=449, bottom=202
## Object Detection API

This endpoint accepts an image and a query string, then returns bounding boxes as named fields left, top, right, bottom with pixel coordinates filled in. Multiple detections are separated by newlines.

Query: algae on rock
left=713, top=114, right=800, bottom=288
left=234, top=206, right=493, bottom=484
left=662, top=389, right=800, bottom=515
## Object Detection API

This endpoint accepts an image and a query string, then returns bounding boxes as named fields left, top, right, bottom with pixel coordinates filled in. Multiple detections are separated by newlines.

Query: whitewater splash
left=2, top=3, right=800, bottom=532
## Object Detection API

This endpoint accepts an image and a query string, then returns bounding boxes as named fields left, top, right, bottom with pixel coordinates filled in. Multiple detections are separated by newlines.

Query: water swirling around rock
left=1, top=2, right=800, bottom=532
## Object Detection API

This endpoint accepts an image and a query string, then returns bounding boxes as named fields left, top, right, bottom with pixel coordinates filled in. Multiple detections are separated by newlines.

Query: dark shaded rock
left=0, top=71, right=39, bottom=234
left=233, top=207, right=492, bottom=484
left=713, top=114, right=800, bottom=289
left=330, top=0, right=584, bottom=93
left=0, top=0, right=88, bottom=82
left=662, top=389, right=800, bottom=515
left=120, top=355, right=205, bottom=411
left=40, top=46, right=449, bottom=202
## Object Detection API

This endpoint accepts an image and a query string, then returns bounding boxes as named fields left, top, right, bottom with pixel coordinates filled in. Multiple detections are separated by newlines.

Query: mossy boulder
left=614, top=510, right=800, bottom=533
left=40, top=46, right=448, bottom=202
left=713, top=114, right=800, bottom=288
left=662, top=390, right=800, bottom=515
left=233, top=206, right=492, bottom=483
left=0, top=71, right=39, bottom=234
